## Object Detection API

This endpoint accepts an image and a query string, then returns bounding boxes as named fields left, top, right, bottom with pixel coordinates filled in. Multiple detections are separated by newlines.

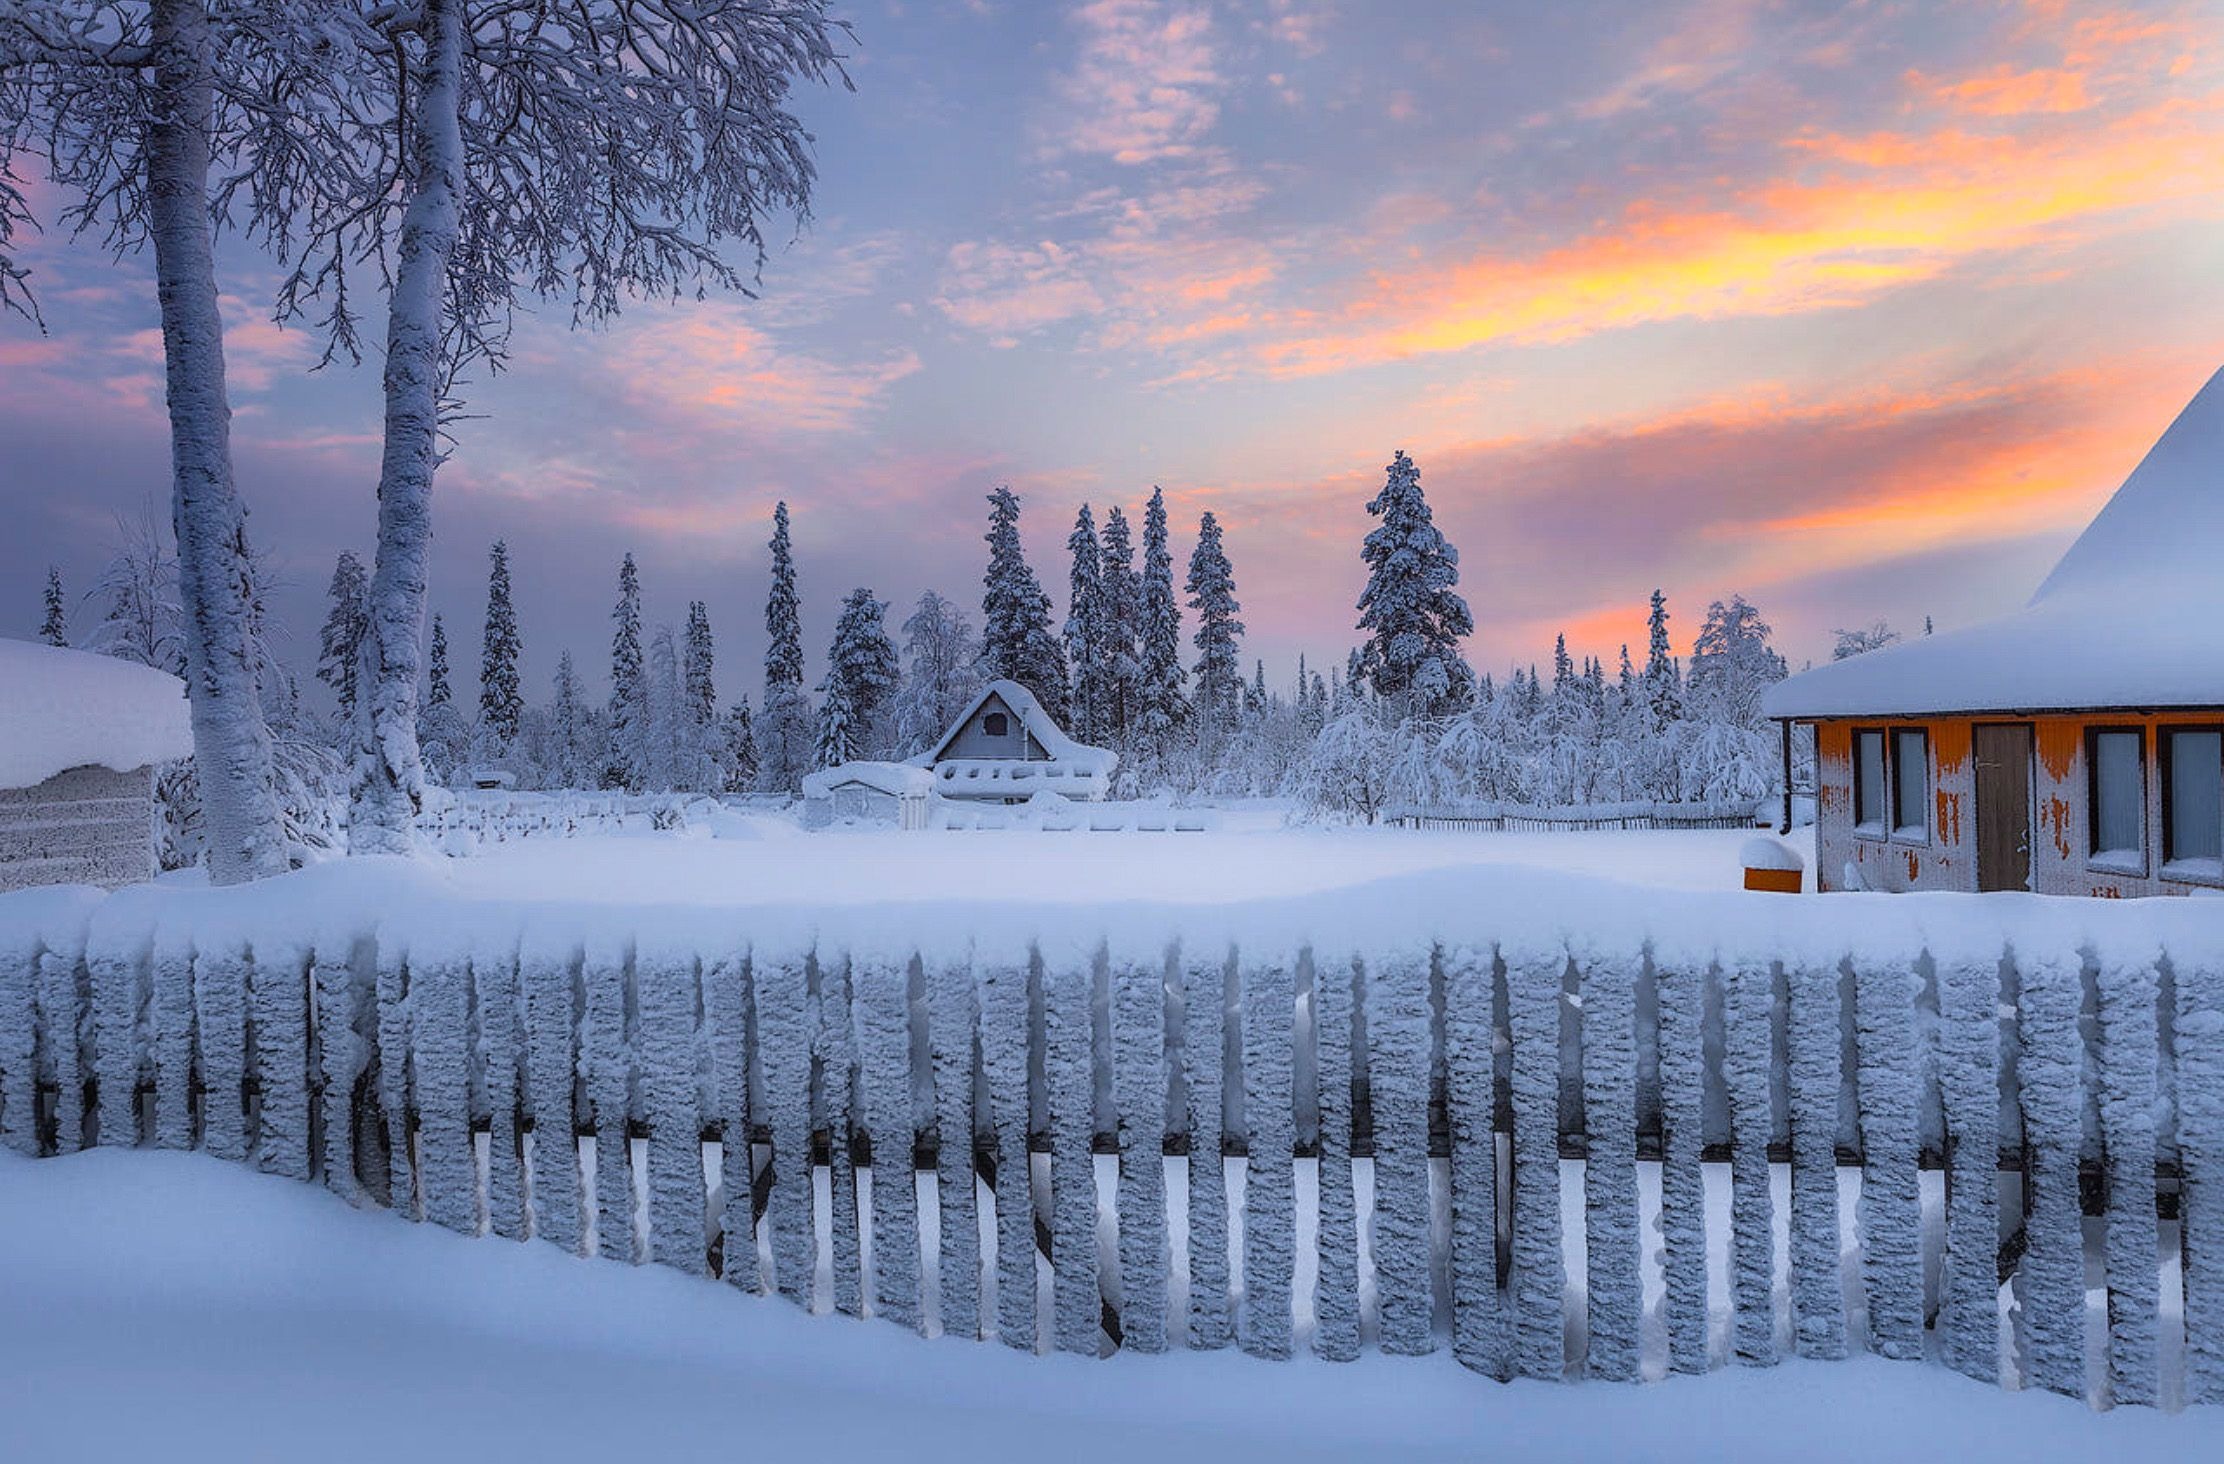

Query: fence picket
left=1853, top=953, right=1924, bottom=1360
left=253, top=940, right=312, bottom=1182
left=1369, top=945, right=1436, bottom=1356
left=1047, top=949, right=1099, bottom=1355
left=1785, top=955, right=1845, bottom=1359
left=819, top=953, right=863, bottom=1318
left=2016, top=946, right=2087, bottom=1398
left=584, top=942, right=635, bottom=1261
left=86, top=911, right=144, bottom=1150
left=860, top=953, right=921, bottom=1331
left=642, top=945, right=706, bottom=1275
left=414, top=948, right=478, bottom=1235
left=1581, top=946, right=1641, bottom=1380
left=151, top=929, right=195, bottom=1152
left=0, top=921, right=38, bottom=1155
left=930, top=954, right=984, bottom=1341
left=1934, top=942, right=2002, bottom=1384
left=193, top=938, right=248, bottom=1164
left=1654, top=951, right=1709, bottom=1376
left=1112, top=948, right=1167, bottom=1353
left=522, top=933, right=583, bottom=1255
left=1239, top=951, right=1295, bottom=1361
left=313, top=938, right=366, bottom=1199
left=2180, top=946, right=2224, bottom=1405
left=2097, top=943, right=2161, bottom=1406
left=981, top=953, right=1035, bottom=1350
left=1723, top=955, right=1776, bottom=1366
left=756, top=951, right=816, bottom=1306
left=1313, top=946, right=1362, bottom=1363
left=1183, top=948, right=1231, bottom=1350
left=477, top=936, right=528, bottom=1242
left=1507, top=939, right=1566, bottom=1379
left=704, top=951, right=753, bottom=1290
left=375, top=941, right=414, bottom=1217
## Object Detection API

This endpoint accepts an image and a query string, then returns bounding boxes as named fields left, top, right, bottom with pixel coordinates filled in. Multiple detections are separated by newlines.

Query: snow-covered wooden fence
left=413, top=789, right=694, bottom=847
left=2, top=868, right=2219, bottom=1408
left=1385, top=798, right=1763, bottom=832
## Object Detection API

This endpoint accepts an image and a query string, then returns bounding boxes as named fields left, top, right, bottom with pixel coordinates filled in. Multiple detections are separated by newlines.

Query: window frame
left=2161, top=723, right=2224, bottom=887
left=1888, top=726, right=1931, bottom=846
left=2084, top=725, right=2149, bottom=877
left=1851, top=726, right=1889, bottom=840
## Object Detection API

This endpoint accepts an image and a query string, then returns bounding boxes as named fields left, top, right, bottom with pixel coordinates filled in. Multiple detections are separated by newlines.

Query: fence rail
left=1, top=868, right=2219, bottom=1407
left=1385, top=799, right=1765, bottom=832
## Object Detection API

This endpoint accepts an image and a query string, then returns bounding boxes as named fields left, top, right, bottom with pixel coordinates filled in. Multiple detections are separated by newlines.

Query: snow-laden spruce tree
left=981, top=485, right=1067, bottom=719
left=1686, top=594, right=1786, bottom=728
left=722, top=702, right=758, bottom=793
left=606, top=554, right=647, bottom=791
left=824, top=587, right=898, bottom=755
left=757, top=502, right=815, bottom=793
left=683, top=601, right=720, bottom=791
left=2, top=1, right=380, bottom=882
left=1064, top=506, right=1110, bottom=745
left=38, top=564, right=66, bottom=646
left=316, top=551, right=369, bottom=729
left=331, top=0, right=849, bottom=851
left=1185, top=511, right=1244, bottom=749
left=415, top=613, right=469, bottom=785
left=1642, top=589, right=1681, bottom=731
left=1098, top=505, right=1142, bottom=744
left=891, top=591, right=981, bottom=756
left=475, top=539, right=522, bottom=762
left=1134, top=487, right=1188, bottom=776
left=1356, top=449, right=1472, bottom=717
left=814, top=675, right=857, bottom=769
left=545, top=651, right=588, bottom=790
left=645, top=623, right=682, bottom=792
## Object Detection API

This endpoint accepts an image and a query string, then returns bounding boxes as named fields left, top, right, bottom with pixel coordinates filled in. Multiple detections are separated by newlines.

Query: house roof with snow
left=919, top=679, right=1118, bottom=775
left=1764, top=364, right=2224, bottom=719
left=0, top=638, right=195, bottom=790
left=802, top=760, right=935, bottom=800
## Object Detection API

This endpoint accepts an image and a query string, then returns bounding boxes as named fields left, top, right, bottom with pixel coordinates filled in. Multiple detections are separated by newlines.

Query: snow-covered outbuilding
left=802, top=760, right=934, bottom=829
left=0, top=639, right=193, bottom=892
left=921, top=679, right=1117, bottom=803
left=1764, top=365, right=2224, bottom=896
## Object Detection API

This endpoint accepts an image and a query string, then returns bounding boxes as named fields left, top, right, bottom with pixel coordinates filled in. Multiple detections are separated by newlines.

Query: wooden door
left=1973, top=723, right=2033, bottom=893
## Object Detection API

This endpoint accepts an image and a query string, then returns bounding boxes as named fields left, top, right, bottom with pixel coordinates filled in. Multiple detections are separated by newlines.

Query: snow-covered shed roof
left=1765, top=364, right=2224, bottom=719
left=802, top=760, right=935, bottom=799
left=0, top=638, right=194, bottom=790
left=921, top=679, right=1118, bottom=775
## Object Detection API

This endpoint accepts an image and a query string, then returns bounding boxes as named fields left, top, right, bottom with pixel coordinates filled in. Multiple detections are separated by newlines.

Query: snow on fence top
left=1765, top=362, right=2224, bottom=718
left=0, top=638, right=193, bottom=790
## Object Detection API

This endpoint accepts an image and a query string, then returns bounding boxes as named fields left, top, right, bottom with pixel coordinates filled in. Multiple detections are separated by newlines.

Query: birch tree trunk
left=352, top=0, right=464, bottom=852
left=147, top=0, right=287, bottom=885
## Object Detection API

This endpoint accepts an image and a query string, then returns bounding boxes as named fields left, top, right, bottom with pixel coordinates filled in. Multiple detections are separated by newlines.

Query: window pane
left=1855, top=731, right=1885, bottom=828
left=2091, top=731, right=2144, bottom=858
left=2168, top=730, right=2223, bottom=864
left=1893, top=730, right=1928, bottom=835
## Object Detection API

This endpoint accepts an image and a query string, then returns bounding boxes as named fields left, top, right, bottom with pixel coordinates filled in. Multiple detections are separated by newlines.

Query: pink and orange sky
left=4, top=0, right=2221, bottom=705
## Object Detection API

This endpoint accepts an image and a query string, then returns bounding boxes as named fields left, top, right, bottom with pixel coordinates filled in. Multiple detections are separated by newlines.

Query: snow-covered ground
left=431, top=816, right=1816, bottom=906
left=2, top=1150, right=2212, bottom=1464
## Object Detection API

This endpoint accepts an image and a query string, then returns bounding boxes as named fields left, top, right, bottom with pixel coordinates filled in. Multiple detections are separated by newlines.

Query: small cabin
left=1764, top=365, right=2224, bottom=896
left=802, top=760, right=933, bottom=829
left=0, top=639, right=193, bottom=892
left=922, top=679, right=1117, bottom=803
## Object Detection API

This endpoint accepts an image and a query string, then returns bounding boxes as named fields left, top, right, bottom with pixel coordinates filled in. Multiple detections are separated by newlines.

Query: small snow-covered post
left=2179, top=943, right=2224, bottom=1405
left=1369, top=945, right=1437, bottom=1356
left=858, top=951, right=921, bottom=1332
left=413, top=946, right=478, bottom=1235
left=1654, top=949, right=1710, bottom=1375
left=1313, top=947, right=1362, bottom=1363
left=1933, top=938, right=2002, bottom=1384
left=1853, top=951, right=1924, bottom=1360
left=1722, top=954, right=1777, bottom=1366
left=704, top=952, right=755, bottom=1290
left=523, top=932, right=584, bottom=1254
left=87, top=909, right=149, bottom=1150
left=193, top=936, right=250, bottom=1163
left=1240, top=948, right=1295, bottom=1360
left=1580, top=941, right=1641, bottom=1381
left=641, top=943, right=707, bottom=1275
left=2016, top=945, right=2087, bottom=1398
left=313, top=931, right=369, bottom=1199
left=929, top=953, right=983, bottom=1341
left=1111, top=943, right=1168, bottom=1354
left=2096, top=941, right=2161, bottom=1406
left=252, top=939, right=313, bottom=1181
left=153, top=929, right=198, bottom=1152
left=980, top=948, right=1036, bottom=1349
left=818, top=952, right=863, bottom=1318
left=375, top=940, right=415, bottom=1215
left=37, top=928, right=90, bottom=1153
left=1183, top=947, right=1232, bottom=1350
left=1443, top=941, right=1504, bottom=1376
left=583, top=938, right=636, bottom=1261
left=755, top=950, right=816, bottom=1306
left=1506, top=939, right=1566, bottom=1378
left=1047, top=941, right=1100, bottom=1354
left=476, top=934, right=528, bottom=1242
left=1785, top=953, right=1847, bottom=1360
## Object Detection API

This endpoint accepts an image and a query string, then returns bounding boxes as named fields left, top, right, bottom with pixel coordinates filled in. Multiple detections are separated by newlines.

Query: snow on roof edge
left=0, top=638, right=194, bottom=790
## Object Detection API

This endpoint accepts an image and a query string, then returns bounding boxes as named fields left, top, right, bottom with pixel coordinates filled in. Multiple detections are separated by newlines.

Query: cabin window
left=2164, top=728, right=2224, bottom=882
left=1853, top=729, right=1887, bottom=835
left=1891, top=728, right=1929, bottom=842
left=983, top=711, right=1009, bottom=737
left=2087, top=728, right=2146, bottom=872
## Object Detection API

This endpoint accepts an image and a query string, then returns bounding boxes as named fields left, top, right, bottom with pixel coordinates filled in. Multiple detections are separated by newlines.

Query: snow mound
left=0, top=638, right=193, bottom=789
left=1765, top=363, right=2224, bottom=718
left=1741, top=836, right=1804, bottom=872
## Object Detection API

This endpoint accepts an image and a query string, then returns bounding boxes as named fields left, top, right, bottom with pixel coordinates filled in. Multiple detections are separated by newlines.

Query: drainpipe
left=1778, top=718, right=1794, bottom=835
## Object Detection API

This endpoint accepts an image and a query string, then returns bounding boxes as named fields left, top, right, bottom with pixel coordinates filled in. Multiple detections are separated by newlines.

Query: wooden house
left=0, top=639, right=193, bottom=892
left=1764, top=367, right=2224, bottom=895
left=922, top=679, right=1117, bottom=803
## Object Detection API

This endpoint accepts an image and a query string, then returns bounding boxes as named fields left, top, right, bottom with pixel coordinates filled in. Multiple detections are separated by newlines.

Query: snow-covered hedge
left=2, top=864, right=2219, bottom=1407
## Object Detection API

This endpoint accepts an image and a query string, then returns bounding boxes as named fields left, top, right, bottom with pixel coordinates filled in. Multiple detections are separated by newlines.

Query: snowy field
left=4, top=1150, right=2214, bottom=1464
left=431, top=815, right=1816, bottom=905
